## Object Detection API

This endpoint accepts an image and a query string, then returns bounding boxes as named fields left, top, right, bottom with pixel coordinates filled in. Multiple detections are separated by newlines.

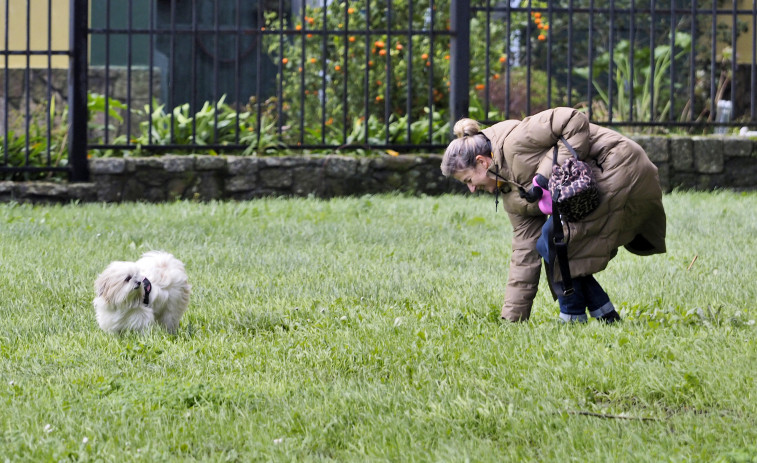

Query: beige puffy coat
left=480, top=107, right=666, bottom=321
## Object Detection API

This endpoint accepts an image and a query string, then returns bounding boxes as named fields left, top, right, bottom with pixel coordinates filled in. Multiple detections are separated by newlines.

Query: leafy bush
left=574, top=33, right=692, bottom=126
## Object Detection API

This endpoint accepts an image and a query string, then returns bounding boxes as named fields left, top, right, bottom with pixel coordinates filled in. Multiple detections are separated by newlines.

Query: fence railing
left=2, top=0, right=757, bottom=182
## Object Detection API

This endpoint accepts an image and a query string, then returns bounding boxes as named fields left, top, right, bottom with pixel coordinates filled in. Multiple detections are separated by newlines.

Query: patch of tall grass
left=0, top=191, right=755, bottom=461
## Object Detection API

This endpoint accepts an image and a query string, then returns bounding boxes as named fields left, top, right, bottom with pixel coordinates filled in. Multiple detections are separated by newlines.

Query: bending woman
left=441, top=107, right=666, bottom=322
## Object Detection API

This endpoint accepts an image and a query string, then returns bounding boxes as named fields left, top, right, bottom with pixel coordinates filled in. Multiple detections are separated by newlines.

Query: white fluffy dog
left=94, top=251, right=191, bottom=333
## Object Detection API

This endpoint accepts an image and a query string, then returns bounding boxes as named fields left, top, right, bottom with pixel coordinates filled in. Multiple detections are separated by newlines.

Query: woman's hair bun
left=453, top=118, right=480, bottom=138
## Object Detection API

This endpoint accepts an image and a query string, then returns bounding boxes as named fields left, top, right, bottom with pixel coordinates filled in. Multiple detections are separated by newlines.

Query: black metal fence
left=2, top=0, right=757, bottom=181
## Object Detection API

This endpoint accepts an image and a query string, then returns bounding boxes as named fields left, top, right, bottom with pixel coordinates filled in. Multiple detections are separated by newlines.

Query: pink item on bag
left=534, top=176, right=552, bottom=215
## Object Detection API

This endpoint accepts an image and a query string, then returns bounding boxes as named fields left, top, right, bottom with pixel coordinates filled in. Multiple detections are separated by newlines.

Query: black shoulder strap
left=558, top=136, right=580, bottom=160
left=551, top=137, right=575, bottom=296
left=551, top=213, right=574, bottom=296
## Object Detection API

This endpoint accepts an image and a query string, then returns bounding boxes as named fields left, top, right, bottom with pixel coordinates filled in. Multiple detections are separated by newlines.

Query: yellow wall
left=0, top=1, right=755, bottom=68
left=734, top=0, right=755, bottom=65
left=0, top=0, right=69, bottom=68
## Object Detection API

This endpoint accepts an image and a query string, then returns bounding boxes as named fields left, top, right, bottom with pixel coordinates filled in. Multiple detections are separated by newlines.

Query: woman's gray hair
left=440, top=118, right=491, bottom=177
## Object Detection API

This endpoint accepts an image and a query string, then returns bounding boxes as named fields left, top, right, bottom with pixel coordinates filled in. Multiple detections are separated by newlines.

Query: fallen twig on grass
left=567, top=410, right=660, bottom=422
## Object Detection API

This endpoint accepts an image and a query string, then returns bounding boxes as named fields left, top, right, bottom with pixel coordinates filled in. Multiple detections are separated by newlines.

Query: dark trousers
left=536, top=217, right=614, bottom=319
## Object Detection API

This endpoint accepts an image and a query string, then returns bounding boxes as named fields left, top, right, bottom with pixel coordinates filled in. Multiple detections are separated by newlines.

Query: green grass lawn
left=1, top=191, right=756, bottom=462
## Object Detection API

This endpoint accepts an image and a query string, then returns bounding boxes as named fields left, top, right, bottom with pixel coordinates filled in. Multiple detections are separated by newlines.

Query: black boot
left=597, top=310, right=622, bottom=324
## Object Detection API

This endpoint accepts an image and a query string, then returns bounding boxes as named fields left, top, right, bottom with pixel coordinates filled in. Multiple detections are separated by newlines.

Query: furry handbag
left=548, top=136, right=600, bottom=222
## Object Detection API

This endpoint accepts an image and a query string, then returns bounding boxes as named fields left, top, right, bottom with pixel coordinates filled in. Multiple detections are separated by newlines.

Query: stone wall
left=1, top=135, right=756, bottom=204
left=632, top=135, right=757, bottom=191
left=0, top=154, right=466, bottom=203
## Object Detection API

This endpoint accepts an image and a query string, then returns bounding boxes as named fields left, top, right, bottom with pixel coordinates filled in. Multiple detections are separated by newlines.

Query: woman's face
left=453, top=155, right=497, bottom=193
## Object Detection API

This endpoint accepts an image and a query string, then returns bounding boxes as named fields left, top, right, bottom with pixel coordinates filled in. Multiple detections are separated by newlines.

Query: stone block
left=725, top=157, right=757, bottom=188
left=259, top=167, right=293, bottom=189
left=15, top=182, right=67, bottom=198
left=670, top=172, right=698, bottom=191
left=371, top=155, right=416, bottom=172
left=127, top=157, right=164, bottom=174
left=12, top=182, right=91, bottom=203
left=166, top=177, right=190, bottom=200
left=722, top=137, right=754, bottom=157
left=697, top=173, right=728, bottom=190
left=90, top=158, right=126, bottom=175
left=258, top=156, right=310, bottom=168
left=133, top=168, right=171, bottom=188
left=0, top=181, right=13, bottom=201
left=633, top=136, right=669, bottom=163
left=669, top=136, right=693, bottom=172
left=385, top=172, right=404, bottom=189
left=123, top=182, right=165, bottom=202
left=323, top=155, right=358, bottom=178
left=67, top=183, right=98, bottom=202
left=92, top=174, right=124, bottom=202
left=162, top=155, right=195, bottom=173
left=188, top=171, right=224, bottom=200
left=225, top=175, right=256, bottom=193
left=692, top=137, right=724, bottom=174
left=292, top=166, right=325, bottom=196
left=226, top=157, right=258, bottom=175
left=195, top=155, right=227, bottom=171
left=357, top=158, right=373, bottom=175
left=323, top=174, right=373, bottom=197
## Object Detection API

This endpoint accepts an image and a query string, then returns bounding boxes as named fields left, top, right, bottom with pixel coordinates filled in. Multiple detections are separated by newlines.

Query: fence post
left=68, top=0, right=89, bottom=182
left=449, top=0, right=470, bottom=129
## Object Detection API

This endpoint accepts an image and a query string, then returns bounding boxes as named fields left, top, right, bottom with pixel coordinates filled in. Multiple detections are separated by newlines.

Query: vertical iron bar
left=628, top=0, right=635, bottom=122
left=213, top=0, right=219, bottom=143
left=169, top=0, right=176, bottom=143
left=450, top=0, right=470, bottom=126
left=587, top=0, right=594, bottom=121
left=303, top=0, right=310, bottom=146
left=566, top=0, right=573, bottom=107
left=255, top=1, right=262, bottom=149
left=752, top=0, right=756, bottom=121
left=505, top=0, right=511, bottom=119
left=384, top=0, right=392, bottom=144
left=104, top=0, right=110, bottom=144
left=3, top=0, right=9, bottom=166
left=406, top=0, right=412, bottom=143
left=669, top=0, right=675, bottom=123
left=710, top=1, right=717, bottom=122
left=191, top=0, right=198, bottom=143
left=126, top=0, right=133, bottom=142
left=688, top=0, right=695, bottom=122
left=608, top=0, right=614, bottom=123
left=343, top=0, right=350, bottom=145
left=546, top=1, right=552, bottom=108
left=148, top=0, right=155, bottom=145
left=24, top=0, right=30, bottom=165
left=69, top=0, right=89, bottom=181
left=649, top=0, right=655, bottom=121
left=277, top=0, right=283, bottom=138
left=234, top=0, right=241, bottom=144
left=46, top=0, right=52, bottom=164
left=363, top=0, right=370, bottom=145
left=319, top=0, right=325, bottom=145
left=484, top=0, right=491, bottom=118
left=427, top=0, right=435, bottom=136
left=525, top=0, right=532, bottom=116
left=731, top=0, right=737, bottom=106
